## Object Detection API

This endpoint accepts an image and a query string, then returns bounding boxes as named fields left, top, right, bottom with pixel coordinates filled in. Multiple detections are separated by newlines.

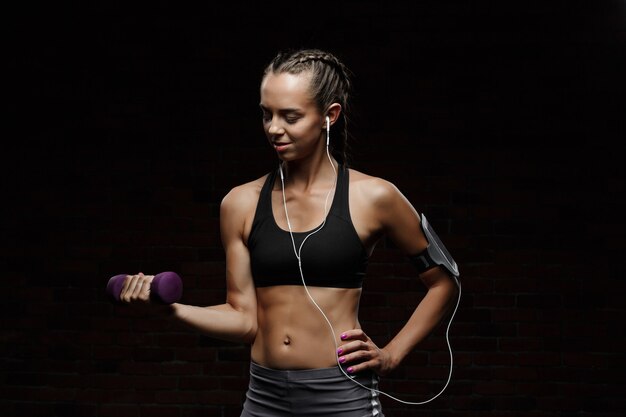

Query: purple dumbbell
left=106, top=271, right=183, bottom=304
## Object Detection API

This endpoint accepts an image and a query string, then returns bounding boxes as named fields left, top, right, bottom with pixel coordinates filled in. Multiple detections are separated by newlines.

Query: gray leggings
left=241, top=361, right=384, bottom=417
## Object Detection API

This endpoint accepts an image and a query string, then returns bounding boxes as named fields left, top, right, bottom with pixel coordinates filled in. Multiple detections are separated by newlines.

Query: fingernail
left=339, top=356, right=346, bottom=363
left=347, top=367, right=354, bottom=373
left=340, top=333, right=347, bottom=340
left=337, top=348, right=343, bottom=355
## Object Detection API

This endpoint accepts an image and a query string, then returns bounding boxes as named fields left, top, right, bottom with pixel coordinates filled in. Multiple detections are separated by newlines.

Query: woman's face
left=259, top=71, right=325, bottom=161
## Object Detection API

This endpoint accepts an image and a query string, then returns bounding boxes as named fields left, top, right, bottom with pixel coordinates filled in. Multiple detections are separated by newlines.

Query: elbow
left=235, top=305, right=258, bottom=344
left=442, top=275, right=460, bottom=312
left=423, top=268, right=459, bottom=309
left=438, top=273, right=459, bottom=298
left=241, top=318, right=258, bottom=345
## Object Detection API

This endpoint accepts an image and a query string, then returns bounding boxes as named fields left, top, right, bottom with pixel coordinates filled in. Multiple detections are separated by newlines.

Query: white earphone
left=326, top=115, right=330, bottom=146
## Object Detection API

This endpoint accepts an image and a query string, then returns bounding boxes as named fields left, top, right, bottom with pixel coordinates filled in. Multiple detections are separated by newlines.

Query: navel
left=283, top=336, right=291, bottom=346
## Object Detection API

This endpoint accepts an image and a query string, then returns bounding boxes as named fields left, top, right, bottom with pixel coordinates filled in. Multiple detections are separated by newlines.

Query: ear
left=325, top=103, right=342, bottom=126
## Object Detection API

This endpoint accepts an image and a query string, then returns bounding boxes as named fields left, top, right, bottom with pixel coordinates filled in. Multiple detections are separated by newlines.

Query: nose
left=267, top=119, right=285, bottom=136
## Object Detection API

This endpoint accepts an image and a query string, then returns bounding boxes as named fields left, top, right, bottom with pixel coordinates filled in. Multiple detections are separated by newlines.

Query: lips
left=273, top=142, right=292, bottom=152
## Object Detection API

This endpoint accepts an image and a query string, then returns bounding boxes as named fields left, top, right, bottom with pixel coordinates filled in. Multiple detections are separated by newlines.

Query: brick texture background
left=2, top=2, right=624, bottom=416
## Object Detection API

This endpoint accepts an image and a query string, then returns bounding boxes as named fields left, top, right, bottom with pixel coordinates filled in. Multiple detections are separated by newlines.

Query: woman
left=120, top=48, right=459, bottom=417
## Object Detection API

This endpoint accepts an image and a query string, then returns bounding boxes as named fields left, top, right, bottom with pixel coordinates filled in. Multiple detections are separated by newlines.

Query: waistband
left=250, top=361, right=357, bottom=381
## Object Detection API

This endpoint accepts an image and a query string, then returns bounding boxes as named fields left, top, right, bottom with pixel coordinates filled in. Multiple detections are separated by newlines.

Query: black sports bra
left=247, top=164, right=369, bottom=288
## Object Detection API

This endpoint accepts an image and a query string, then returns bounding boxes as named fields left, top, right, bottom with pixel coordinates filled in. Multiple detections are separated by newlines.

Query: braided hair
left=263, top=48, right=354, bottom=166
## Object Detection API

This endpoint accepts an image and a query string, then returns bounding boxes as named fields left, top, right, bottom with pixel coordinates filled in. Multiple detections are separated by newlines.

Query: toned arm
left=171, top=185, right=258, bottom=344
left=375, top=179, right=458, bottom=370
left=338, top=177, right=458, bottom=375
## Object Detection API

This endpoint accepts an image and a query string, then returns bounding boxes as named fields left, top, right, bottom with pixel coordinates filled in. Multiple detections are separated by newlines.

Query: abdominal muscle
left=251, top=284, right=362, bottom=370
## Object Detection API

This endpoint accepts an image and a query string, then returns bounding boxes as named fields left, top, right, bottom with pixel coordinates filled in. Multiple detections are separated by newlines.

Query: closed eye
left=259, top=104, right=303, bottom=124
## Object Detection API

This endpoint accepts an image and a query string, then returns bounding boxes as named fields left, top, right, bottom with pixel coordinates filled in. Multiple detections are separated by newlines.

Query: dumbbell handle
left=106, top=271, right=183, bottom=304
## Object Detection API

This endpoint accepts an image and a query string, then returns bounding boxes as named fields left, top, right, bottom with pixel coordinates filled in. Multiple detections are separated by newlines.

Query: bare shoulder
left=348, top=167, right=406, bottom=208
left=220, top=173, right=269, bottom=225
left=222, top=175, right=266, bottom=205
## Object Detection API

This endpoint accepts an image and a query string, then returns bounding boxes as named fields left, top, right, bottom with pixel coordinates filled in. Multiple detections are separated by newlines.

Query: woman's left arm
left=338, top=178, right=459, bottom=376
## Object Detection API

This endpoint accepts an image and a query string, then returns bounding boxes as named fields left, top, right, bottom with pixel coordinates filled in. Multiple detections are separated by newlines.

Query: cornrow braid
left=295, top=52, right=349, bottom=78
left=263, top=48, right=354, bottom=166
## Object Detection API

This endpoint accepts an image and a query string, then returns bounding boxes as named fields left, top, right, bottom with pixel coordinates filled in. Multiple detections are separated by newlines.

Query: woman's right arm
left=172, top=186, right=258, bottom=344
left=120, top=185, right=258, bottom=344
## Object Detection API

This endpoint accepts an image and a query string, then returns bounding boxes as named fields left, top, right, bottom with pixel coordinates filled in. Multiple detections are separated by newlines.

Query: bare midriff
left=252, top=285, right=362, bottom=369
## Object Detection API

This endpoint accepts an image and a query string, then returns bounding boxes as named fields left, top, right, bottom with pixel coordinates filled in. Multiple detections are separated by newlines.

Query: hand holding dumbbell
left=106, top=271, right=183, bottom=305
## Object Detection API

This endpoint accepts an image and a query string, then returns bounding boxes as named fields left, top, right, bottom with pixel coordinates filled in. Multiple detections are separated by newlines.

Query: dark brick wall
left=3, top=2, right=624, bottom=416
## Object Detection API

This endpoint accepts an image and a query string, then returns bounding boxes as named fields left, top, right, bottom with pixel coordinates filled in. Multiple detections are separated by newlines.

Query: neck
left=280, top=153, right=338, bottom=192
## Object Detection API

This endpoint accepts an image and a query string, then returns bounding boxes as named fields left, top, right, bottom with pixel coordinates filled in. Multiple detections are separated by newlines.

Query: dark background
left=2, top=1, right=625, bottom=416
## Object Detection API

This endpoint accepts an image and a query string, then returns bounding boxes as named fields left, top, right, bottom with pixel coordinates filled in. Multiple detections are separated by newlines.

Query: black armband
left=408, top=213, right=460, bottom=278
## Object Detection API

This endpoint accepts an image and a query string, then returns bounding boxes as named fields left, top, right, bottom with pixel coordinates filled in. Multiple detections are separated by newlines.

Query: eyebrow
left=259, top=104, right=303, bottom=113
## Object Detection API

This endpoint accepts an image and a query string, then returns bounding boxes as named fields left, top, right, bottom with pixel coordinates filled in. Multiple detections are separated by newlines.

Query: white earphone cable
left=278, top=116, right=461, bottom=404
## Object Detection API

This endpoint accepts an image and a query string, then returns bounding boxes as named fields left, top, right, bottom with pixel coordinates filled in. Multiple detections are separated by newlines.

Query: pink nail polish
left=337, top=348, right=343, bottom=355
left=339, top=356, right=346, bottom=363
left=347, top=367, right=354, bottom=373
left=340, top=333, right=347, bottom=340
